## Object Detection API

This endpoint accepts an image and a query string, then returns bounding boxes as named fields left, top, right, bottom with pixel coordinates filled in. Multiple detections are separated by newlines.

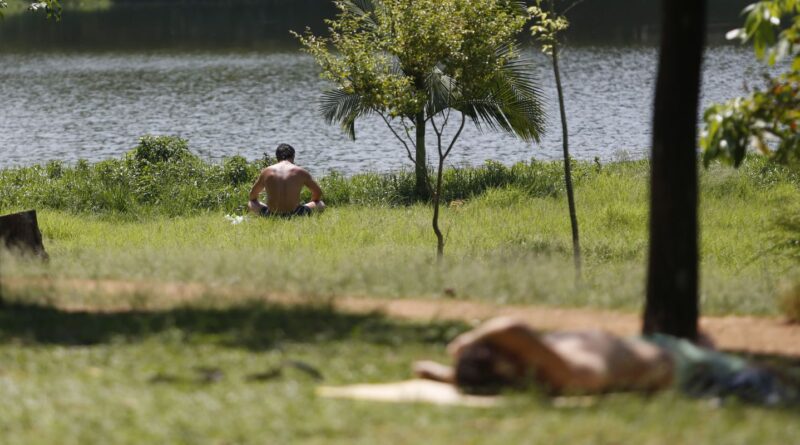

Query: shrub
left=130, top=135, right=194, bottom=166
left=222, top=155, right=252, bottom=186
left=45, top=160, right=64, bottom=179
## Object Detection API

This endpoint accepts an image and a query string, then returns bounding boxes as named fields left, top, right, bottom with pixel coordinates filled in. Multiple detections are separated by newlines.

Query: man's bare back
left=248, top=144, right=325, bottom=217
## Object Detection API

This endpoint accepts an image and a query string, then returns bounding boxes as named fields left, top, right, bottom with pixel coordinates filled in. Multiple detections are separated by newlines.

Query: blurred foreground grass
left=0, top=301, right=798, bottom=445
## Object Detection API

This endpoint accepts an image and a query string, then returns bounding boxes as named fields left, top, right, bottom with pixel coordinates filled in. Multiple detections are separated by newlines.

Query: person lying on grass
left=413, top=317, right=796, bottom=405
left=248, top=143, right=325, bottom=218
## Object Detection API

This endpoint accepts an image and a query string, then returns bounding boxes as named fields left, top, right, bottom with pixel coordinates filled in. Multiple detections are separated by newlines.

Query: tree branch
left=431, top=113, right=445, bottom=158
left=379, top=112, right=418, bottom=166
left=443, top=113, right=466, bottom=159
left=379, top=112, right=434, bottom=193
left=399, top=117, right=418, bottom=150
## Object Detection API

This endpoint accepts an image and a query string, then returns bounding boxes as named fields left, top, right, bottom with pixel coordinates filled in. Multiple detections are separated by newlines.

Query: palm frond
left=425, top=66, right=459, bottom=117
left=340, top=0, right=379, bottom=28
left=458, top=44, right=546, bottom=143
left=319, top=89, right=372, bottom=140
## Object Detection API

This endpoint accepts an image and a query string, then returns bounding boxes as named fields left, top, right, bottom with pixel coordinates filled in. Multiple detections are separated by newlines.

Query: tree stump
left=0, top=210, right=49, bottom=260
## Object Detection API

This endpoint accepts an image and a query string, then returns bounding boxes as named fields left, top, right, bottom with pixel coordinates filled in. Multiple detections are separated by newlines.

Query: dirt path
left=337, top=297, right=800, bottom=357
left=3, top=277, right=799, bottom=357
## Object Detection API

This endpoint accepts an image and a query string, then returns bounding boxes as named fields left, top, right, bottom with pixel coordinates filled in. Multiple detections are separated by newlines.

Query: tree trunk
left=432, top=156, right=445, bottom=261
left=0, top=209, right=49, bottom=260
left=551, top=38, right=582, bottom=283
left=643, top=0, right=706, bottom=340
left=414, top=112, right=429, bottom=200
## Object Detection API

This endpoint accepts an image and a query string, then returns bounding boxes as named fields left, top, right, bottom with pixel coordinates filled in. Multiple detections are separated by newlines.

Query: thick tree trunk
left=0, top=210, right=49, bottom=260
left=643, top=0, right=706, bottom=340
left=414, top=112, right=429, bottom=200
left=551, top=39, right=582, bottom=282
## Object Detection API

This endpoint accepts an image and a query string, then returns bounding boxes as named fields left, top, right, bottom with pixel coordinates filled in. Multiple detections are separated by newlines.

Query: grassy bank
left=2, top=141, right=800, bottom=443
left=1, top=140, right=799, bottom=315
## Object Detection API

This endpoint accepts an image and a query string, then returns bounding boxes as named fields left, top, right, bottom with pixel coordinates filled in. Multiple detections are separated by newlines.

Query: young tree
left=642, top=0, right=707, bottom=341
left=702, top=1, right=800, bottom=167
left=529, top=0, right=582, bottom=282
left=296, top=0, right=546, bottom=259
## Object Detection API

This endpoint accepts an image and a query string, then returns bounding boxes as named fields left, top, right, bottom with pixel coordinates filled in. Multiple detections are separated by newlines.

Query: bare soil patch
left=3, top=277, right=799, bottom=357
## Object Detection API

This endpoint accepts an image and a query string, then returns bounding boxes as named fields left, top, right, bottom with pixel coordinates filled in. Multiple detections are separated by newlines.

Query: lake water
left=0, top=1, right=768, bottom=175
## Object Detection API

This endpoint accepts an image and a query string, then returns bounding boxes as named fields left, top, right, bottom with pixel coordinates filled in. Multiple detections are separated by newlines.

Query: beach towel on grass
left=316, top=379, right=499, bottom=407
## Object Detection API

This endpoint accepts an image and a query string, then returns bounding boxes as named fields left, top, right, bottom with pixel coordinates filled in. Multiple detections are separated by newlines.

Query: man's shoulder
left=290, top=165, right=312, bottom=177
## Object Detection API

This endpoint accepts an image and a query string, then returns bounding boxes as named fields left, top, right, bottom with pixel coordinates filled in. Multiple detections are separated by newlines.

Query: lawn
left=2, top=158, right=798, bottom=315
left=0, top=302, right=798, bottom=445
left=1, top=157, right=799, bottom=443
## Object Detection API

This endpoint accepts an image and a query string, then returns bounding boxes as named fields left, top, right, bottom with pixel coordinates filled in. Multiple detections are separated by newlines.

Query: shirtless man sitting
left=248, top=144, right=326, bottom=217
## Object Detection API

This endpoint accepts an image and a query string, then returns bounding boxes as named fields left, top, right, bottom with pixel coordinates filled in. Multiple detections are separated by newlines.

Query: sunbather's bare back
left=415, top=316, right=673, bottom=394
left=261, top=162, right=314, bottom=213
left=247, top=144, right=324, bottom=216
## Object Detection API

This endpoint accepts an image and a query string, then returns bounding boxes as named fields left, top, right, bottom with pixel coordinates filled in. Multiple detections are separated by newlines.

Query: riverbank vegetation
left=2, top=136, right=798, bottom=316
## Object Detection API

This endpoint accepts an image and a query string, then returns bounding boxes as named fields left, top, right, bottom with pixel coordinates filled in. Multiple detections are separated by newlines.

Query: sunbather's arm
left=248, top=170, right=268, bottom=213
left=303, top=170, right=323, bottom=203
left=448, top=317, right=573, bottom=390
left=413, top=360, right=455, bottom=383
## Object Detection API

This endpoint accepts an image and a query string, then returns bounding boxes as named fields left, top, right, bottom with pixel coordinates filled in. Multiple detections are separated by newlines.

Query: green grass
left=2, top=154, right=798, bottom=315
left=0, top=301, right=798, bottom=445
left=2, top=149, right=800, bottom=443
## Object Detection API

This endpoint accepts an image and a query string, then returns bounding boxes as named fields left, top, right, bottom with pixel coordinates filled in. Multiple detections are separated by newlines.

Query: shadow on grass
left=0, top=299, right=468, bottom=351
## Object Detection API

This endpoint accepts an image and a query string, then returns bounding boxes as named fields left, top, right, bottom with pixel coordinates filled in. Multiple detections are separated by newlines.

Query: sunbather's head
left=454, top=342, right=525, bottom=394
left=276, top=143, right=295, bottom=162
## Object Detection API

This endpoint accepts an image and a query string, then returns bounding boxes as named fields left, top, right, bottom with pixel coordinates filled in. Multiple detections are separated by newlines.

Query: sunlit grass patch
left=0, top=301, right=798, bottom=444
left=1, top=152, right=798, bottom=315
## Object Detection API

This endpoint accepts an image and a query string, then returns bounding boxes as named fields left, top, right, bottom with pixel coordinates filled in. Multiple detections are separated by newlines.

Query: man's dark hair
left=276, top=143, right=295, bottom=161
left=454, top=342, right=522, bottom=395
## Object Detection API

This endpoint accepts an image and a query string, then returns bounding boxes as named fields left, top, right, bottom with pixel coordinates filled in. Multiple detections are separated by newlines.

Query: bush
left=222, top=155, right=254, bottom=186
left=130, top=135, right=195, bottom=166
left=2, top=137, right=795, bottom=218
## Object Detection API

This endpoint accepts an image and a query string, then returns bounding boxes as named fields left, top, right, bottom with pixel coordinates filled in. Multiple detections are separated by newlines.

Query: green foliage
left=528, top=1, right=570, bottom=56
left=702, top=1, right=800, bottom=167
left=0, top=137, right=592, bottom=216
left=0, top=136, right=254, bottom=216
left=131, top=135, right=195, bottom=166
left=296, top=0, right=547, bottom=257
left=222, top=155, right=253, bottom=186
left=294, top=0, right=545, bottom=144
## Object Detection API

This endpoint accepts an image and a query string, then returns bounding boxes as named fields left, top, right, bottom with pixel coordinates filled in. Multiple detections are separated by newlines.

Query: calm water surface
left=0, top=45, right=765, bottom=175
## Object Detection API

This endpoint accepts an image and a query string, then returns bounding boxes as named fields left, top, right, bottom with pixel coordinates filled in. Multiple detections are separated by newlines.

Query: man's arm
left=247, top=170, right=268, bottom=214
left=447, top=317, right=573, bottom=390
left=303, top=171, right=323, bottom=203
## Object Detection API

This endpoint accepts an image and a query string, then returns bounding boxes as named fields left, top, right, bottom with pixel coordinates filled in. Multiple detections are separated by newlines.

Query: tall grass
left=0, top=135, right=604, bottom=216
left=1, top=136, right=799, bottom=315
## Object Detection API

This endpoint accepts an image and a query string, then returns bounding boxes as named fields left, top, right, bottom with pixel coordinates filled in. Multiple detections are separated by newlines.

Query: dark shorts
left=259, top=204, right=312, bottom=218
